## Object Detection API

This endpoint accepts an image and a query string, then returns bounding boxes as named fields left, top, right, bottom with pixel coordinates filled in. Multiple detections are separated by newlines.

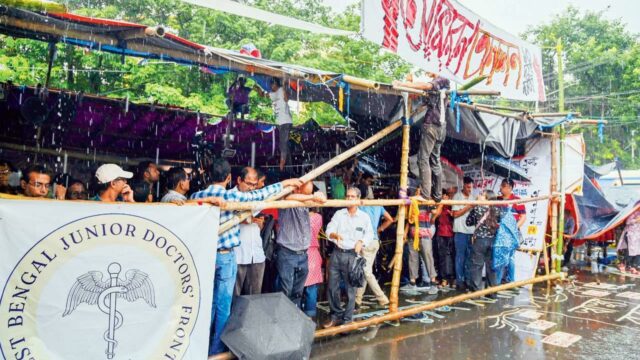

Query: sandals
left=629, top=267, right=640, bottom=275
left=618, top=264, right=627, bottom=273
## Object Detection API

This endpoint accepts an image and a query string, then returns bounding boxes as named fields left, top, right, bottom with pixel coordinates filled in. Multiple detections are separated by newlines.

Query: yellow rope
left=408, top=197, right=421, bottom=250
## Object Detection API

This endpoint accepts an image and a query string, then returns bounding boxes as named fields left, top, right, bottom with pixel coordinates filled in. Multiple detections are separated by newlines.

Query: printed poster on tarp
left=458, top=135, right=584, bottom=282
left=0, top=199, right=219, bottom=360
left=361, top=0, right=546, bottom=102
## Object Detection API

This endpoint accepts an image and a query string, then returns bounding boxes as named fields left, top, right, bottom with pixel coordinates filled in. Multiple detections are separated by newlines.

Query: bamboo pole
left=528, top=112, right=581, bottom=118
left=342, top=75, right=380, bottom=90
left=220, top=194, right=557, bottom=211
left=457, top=102, right=528, bottom=122
left=473, top=103, right=530, bottom=113
left=389, top=97, right=411, bottom=313
left=549, top=130, right=559, bottom=277
left=315, top=272, right=564, bottom=338
left=565, top=119, right=608, bottom=125
left=218, top=119, right=404, bottom=234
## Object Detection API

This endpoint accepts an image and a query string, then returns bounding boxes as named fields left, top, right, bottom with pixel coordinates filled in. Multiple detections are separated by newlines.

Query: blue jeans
left=506, top=257, right=515, bottom=283
left=209, top=251, right=237, bottom=355
left=494, top=264, right=509, bottom=285
left=303, top=284, right=319, bottom=317
left=454, top=233, right=472, bottom=284
left=276, top=246, right=309, bottom=309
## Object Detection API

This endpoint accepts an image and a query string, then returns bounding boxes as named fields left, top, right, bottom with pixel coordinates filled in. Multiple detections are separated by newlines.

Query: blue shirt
left=190, top=183, right=282, bottom=250
left=360, top=206, right=386, bottom=240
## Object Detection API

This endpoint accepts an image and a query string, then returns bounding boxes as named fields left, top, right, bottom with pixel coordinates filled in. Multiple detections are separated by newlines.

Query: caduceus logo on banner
left=62, top=263, right=156, bottom=359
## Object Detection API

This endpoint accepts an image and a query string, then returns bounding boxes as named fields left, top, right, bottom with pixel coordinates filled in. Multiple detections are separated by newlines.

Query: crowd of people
left=0, top=155, right=534, bottom=355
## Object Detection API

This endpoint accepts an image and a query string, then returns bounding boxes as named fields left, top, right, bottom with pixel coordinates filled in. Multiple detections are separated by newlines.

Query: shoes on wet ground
left=400, top=283, right=417, bottom=291
left=323, top=319, right=344, bottom=329
left=377, top=297, right=390, bottom=306
left=415, top=282, right=432, bottom=290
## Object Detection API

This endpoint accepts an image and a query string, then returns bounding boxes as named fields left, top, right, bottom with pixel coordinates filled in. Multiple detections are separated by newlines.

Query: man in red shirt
left=498, top=178, right=527, bottom=283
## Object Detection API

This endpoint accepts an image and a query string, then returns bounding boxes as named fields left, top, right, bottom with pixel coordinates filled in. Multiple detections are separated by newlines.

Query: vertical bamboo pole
left=389, top=96, right=411, bottom=313
left=556, top=38, right=566, bottom=273
left=548, top=130, right=558, bottom=277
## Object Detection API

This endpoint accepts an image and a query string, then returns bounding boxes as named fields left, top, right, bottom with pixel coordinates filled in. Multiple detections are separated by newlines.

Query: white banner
left=0, top=199, right=219, bottom=360
left=362, top=0, right=546, bottom=101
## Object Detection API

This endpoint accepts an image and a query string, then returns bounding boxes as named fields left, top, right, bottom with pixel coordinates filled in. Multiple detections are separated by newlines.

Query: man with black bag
left=323, top=187, right=374, bottom=328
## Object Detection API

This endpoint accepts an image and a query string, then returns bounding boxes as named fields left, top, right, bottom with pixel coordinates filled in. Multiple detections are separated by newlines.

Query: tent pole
left=548, top=130, right=559, bottom=280
left=389, top=95, right=411, bottom=313
left=555, top=38, right=566, bottom=274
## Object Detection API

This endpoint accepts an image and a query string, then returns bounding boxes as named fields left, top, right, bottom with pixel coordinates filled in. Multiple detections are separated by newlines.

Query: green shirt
left=330, top=176, right=345, bottom=199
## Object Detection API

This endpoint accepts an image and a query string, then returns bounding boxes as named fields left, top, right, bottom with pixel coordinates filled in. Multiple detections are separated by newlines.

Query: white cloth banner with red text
left=362, top=0, right=546, bottom=101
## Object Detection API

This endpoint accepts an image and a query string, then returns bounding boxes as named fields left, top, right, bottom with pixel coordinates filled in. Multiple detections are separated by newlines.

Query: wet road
left=310, top=269, right=640, bottom=359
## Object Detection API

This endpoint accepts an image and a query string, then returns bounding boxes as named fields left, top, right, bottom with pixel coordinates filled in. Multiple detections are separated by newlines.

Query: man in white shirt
left=323, top=187, right=374, bottom=328
left=256, top=78, right=293, bottom=171
left=233, top=167, right=268, bottom=296
left=451, top=177, right=476, bottom=291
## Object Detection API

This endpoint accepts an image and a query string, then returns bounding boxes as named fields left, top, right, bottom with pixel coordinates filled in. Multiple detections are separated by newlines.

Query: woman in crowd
left=432, top=188, right=455, bottom=287
left=617, top=209, right=640, bottom=274
left=465, top=190, right=502, bottom=294
left=302, top=209, right=324, bottom=318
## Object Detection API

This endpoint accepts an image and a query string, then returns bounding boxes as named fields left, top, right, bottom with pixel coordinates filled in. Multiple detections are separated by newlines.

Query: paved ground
left=310, top=268, right=640, bottom=359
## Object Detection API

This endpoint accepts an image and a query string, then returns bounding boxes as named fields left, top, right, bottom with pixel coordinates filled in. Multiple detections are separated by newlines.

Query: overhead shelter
left=0, top=5, right=563, bottom=171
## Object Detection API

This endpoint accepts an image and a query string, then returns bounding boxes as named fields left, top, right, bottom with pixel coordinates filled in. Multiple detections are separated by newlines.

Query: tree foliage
left=526, top=6, right=640, bottom=167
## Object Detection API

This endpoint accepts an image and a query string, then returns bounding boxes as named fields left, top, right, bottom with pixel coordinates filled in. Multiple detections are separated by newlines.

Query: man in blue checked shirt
left=191, top=159, right=301, bottom=355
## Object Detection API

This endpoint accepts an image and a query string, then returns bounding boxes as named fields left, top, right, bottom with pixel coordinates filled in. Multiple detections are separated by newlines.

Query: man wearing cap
left=93, top=163, right=135, bottom=202
left=190, top=158, right=302, bottom=355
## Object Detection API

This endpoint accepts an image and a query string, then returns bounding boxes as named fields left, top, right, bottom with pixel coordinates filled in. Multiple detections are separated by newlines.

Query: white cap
left=95, top=164, right=133, bottom=184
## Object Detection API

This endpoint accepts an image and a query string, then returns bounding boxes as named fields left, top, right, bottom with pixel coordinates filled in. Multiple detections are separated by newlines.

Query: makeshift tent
left=571, top=175, right=640, bottom=240
left=0, top=6, right=561, bottom=167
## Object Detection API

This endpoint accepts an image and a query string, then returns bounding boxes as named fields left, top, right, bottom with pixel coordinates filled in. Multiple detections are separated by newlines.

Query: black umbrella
left=484, top=155, right=531, bottom=182
left=222, top=293, right=316, bottom=360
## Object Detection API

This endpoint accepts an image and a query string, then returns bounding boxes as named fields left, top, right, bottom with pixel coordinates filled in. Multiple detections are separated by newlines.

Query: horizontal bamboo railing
left=220, top=194, right=558, bottom=212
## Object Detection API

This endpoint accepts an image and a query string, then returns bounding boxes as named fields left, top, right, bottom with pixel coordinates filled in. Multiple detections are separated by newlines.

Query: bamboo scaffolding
left=218, top=118, right=406, bottom=234
left=220, top=194, right=557, bottom=211
left=389, top=100, right=411, bottom=313
left=208, top=272, right=565, bottom=359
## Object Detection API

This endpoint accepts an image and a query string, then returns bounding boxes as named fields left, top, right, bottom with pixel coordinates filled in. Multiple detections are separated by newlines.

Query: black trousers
left=327, top=250, right=357, bottom=323
left=435, top=235, right=455, bottom=281
left=465, top=236, right=498, bottom=292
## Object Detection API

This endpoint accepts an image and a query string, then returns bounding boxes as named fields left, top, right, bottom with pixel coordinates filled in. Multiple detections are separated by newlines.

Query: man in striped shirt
left=190, top=159, right=301, bottom=355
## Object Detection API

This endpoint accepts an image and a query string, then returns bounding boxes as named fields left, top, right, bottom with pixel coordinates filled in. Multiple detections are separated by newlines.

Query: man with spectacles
left=161, top=167, right=224, bottom=206
left=92, top=164, right=135, bottom=202
left=20, top=165, right=52, bottom=198
left=233, top=167, right=269, bottom=297
left=189, top=159, right=302, bottom=355
left=0, top=159, right=17, bottom=195
left=323, top=187, right=374, bottom=328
